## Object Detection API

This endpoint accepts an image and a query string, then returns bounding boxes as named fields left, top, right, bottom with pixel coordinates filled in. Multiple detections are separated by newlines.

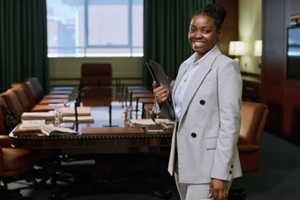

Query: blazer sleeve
left=153, top=100, right=175, bottom=120
left=210, top=57, right=242, bottom=180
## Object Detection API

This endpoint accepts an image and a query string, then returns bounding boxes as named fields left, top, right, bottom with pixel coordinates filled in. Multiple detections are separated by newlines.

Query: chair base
left=0, top=186, right=34, bottom=200
left=228, top=188, right=247, bottom=200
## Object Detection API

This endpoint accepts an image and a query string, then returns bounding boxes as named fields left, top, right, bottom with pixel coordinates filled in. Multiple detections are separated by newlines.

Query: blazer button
left=200, top=100, right=205, bottom=105
left=229, top=171, right=232, bottom=174
left=191, top=133, right=197, bottom=138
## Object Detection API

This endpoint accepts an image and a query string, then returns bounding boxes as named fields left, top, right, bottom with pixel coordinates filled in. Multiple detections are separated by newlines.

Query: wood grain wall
left=262, top=0, right=300, bottom=143
left=215, top=0, right=239, bottom=55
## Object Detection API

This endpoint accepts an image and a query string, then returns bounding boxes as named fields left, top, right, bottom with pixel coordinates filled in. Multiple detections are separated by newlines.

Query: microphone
left=74, top=95, right=80, bottom=131
left=103, top=104, right=118, bottom=127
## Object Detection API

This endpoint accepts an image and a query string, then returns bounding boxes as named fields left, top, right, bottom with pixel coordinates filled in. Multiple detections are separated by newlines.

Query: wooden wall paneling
left=261, top=0, right=285, bottom=85
left=282, top=87, right=300, bottom=137
left=283, top=0, right=300, bottom=88
left=262, top=84, right=284, bottom=136
left=214, top=0, right=239, bottom=55
left=262, top=0, right=300, bottom=144
left=291, top=89, right=300, bottom=144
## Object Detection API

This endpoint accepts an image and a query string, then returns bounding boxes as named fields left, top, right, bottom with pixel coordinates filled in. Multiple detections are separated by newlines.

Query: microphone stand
left=103, top=104, right=118, bottom=127
left=74, top=95, right=80, bottom=132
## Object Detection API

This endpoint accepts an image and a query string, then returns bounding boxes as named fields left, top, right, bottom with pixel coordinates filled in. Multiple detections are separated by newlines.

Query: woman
left=153, top=3, right=242, bottom=200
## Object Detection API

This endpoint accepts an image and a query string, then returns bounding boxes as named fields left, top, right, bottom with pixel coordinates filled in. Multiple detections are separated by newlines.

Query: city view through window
left=47, top=0, right=144, bottom=57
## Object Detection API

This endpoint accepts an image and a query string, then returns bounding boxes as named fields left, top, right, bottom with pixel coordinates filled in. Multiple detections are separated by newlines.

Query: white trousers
left=174, top=172, right=232, bottom=200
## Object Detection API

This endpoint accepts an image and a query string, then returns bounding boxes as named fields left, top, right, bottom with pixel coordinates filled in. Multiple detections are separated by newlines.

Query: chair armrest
left=0, top=135, right=14, bottom=148
left=238, top=144, right=260, bottom=152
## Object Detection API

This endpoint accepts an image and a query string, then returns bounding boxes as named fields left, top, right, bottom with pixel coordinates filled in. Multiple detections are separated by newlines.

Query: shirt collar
left=184, top=45, right=218, bottom=67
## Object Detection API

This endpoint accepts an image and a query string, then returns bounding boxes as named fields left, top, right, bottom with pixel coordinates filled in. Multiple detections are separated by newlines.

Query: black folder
left=146, top=60, right=172, bottom=92
left=146, top=60, right=175, bottom=119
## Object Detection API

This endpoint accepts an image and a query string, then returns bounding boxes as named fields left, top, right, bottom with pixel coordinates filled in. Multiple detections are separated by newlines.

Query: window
left=47, top=0, right=143, bottom=57
left=286, top=25, right=300, bottom=80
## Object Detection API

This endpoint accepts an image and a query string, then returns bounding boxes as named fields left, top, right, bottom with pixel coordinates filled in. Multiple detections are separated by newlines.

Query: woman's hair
left=193, top=4, right=227, bottom=30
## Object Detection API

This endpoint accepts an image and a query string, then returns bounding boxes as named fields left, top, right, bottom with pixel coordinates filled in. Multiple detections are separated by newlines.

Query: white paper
left=62, top=116, right=94, bottom=122
left=60, top=107, right=91, bottom=116
left=21, top=112, right=55, bottom=121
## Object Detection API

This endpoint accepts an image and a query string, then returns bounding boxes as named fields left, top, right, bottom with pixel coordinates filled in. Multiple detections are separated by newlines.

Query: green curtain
left=0, top=0, right=48, bottom=93
left=143, top=0, right=213, bottom=89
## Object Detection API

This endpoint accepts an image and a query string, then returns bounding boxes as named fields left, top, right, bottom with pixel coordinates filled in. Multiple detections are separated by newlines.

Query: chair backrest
left=8, top=87, right=34, bottom=112
left=238, top=101, right=269, bottom=145
left=15, top=81, right=41, bottom=104
left=27, top=77, right=45, bottom=98
left=80, top=63, right=112, bottom=89
left=0, top=96, right=8, bottom=134
left=0, top=91, right=25, bottom=124
left=238, top=101, right=269, bottom=173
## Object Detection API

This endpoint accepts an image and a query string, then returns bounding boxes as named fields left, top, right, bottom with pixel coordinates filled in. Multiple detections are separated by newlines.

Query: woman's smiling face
left=188, top=14, right=221, bottom=60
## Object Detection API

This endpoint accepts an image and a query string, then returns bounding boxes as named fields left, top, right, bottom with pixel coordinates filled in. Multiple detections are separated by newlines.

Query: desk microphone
left=103, top=104, right=118, bottom=127
left=74, top=95, right=80, bottom=131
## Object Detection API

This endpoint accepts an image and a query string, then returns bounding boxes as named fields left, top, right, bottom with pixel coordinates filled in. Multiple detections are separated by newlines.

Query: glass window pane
left=88, top=2, right=129, bottom=46
left=132, top=0, right=143, bottom=47
left=47, top=0, right=143, bottom=57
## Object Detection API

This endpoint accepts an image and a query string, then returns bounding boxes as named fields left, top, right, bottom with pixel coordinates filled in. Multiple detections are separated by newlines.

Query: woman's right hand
left=152, top=81, right=169, bottom=105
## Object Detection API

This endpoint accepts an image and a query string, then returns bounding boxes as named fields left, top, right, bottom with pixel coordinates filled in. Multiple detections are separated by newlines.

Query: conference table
left=8, top=105, right=174, bottom=199
left=9, top=126, right=173, bottom=155
left=9, top=105, right=173, bottom=155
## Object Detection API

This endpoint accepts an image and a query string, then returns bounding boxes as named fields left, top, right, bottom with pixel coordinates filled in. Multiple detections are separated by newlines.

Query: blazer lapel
left=179, top=48, right=222, bottom=122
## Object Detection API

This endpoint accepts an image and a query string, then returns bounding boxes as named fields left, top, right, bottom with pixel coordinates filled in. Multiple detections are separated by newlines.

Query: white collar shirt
left=173, top=46, right=217, bottom=119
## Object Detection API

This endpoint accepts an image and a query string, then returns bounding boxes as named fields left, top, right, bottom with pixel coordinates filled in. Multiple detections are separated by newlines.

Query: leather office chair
left=26, top=77, right=73, bottom=97
left=238, top=101, right=269, bottom=173
left=79, top=63, right=113, bottom=106
left=228, top=101, right=269, bottom=200
left=0, top=90, right=63, bottom=185
left=12, top=80, right=69, bottom=105
left=0, top=91, right=24, bottom=125
left=0, top=96, right=39, bottom=198
left=7, top=87, right=33, bottom=112
left=80, top=63, right=112, bottom=89
left=8, top=87, right=61, bottom=112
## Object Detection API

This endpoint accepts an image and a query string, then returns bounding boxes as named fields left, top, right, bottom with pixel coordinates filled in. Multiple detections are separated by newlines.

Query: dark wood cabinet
left=241, top=72, right=261, bottom=102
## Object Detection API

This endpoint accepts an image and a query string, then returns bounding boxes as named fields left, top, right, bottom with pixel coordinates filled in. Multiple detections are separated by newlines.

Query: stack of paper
left=62, top=116, right=94, bottom=123
left=38, top=124, right=78, bottom=136
left=21, top=112, right=55, bottom=122
left=59, top=107, right=94, bottom=122
left=60, top=107, right=91, bottom=116
left=129, top=119, right=174, bottom=132
left=16, top=121, right=77, bottom=136
left=129, top=118, right=170, bottom=126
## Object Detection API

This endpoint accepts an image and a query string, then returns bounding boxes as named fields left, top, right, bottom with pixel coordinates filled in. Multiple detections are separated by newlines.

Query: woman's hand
left=152, top=81, right=169, bottom=105
left=209, top=178, right=229, bottom=200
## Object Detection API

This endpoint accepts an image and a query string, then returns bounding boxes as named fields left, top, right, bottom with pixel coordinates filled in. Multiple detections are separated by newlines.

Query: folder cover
left=146, top=60, right=175, bottom=119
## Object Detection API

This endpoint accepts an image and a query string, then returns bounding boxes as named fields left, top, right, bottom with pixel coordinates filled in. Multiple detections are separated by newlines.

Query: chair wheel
left=153, top=188, right=172, bottom=199
left=50, top=191, right=71, bottom=200
left=50, top=178, right=57, bottom=185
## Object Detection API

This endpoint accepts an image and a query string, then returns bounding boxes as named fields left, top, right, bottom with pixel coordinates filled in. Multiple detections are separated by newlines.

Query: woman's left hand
left=209, top=178, right=229, bottom=200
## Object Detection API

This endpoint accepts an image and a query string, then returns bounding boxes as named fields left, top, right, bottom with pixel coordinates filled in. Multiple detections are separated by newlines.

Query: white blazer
left=159, top=46, right=242, bottom=184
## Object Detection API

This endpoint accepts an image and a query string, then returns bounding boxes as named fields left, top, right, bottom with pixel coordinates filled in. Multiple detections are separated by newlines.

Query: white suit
left=159, top=46, right=242, bottom=184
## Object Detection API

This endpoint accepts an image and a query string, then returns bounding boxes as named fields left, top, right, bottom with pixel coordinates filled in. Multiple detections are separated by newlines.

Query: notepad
left=60, top=107, right=91, bottom=116
left=16, top=121, right=77, bottom=136
left=129, top=118, right=174, bottom=133
left=21, top=112, right=55, bottom=121
left=129, top=118, right=171, bottom=126
left=62, top=116, right=94, bottom=123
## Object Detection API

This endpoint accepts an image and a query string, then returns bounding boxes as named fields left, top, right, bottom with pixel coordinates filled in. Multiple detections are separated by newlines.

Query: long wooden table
left=9, top=125, right=172, bottom=154
left=9, top=105, right=174, bottom=199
